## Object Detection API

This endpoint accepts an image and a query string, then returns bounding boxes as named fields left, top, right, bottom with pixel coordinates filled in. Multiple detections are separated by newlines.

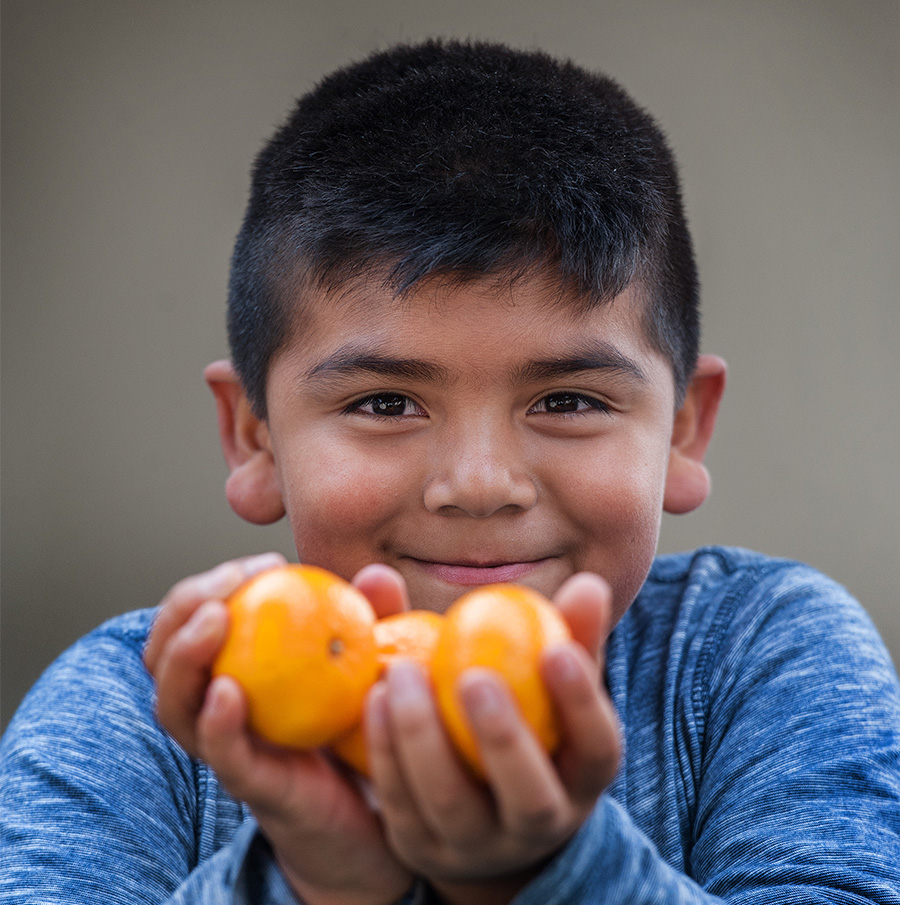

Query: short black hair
left=227, top=39, right=699, bottom=416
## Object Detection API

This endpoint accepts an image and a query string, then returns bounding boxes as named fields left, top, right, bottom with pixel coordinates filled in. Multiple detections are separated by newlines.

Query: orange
left=212, top=564, right=379, bottom=750
left=430, top=583, right=571, bottom=776
left=332, top=609, right=445, bottom=774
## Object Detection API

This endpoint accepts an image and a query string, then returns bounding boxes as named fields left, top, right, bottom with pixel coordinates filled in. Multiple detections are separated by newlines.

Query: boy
left=2, top=39, right=899, bottom=904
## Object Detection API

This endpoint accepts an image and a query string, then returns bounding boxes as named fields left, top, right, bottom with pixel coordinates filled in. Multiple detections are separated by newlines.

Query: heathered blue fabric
left=2, top=547, right=899, bottom=903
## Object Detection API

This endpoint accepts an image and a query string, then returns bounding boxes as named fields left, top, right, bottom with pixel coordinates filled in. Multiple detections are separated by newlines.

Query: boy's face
left=242, top=274, right=697, bottom=622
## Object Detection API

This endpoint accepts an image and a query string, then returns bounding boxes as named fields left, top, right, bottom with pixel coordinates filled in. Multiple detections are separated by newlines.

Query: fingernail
left=366, top=682, right=389, bottom=734
left=243, top=553, right=284, bottom=575
left=386, top=660, right=429, bottom=708
left=544, top=644, right=581, bottom=684
left=204, top=676, right=228, bottom=715
left=185, top=602, right=221, bottom=642
left=460, top=670, right=506, bottom=722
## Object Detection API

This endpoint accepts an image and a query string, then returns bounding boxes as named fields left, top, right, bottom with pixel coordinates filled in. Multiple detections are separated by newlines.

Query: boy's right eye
left=344, top=393, right=426, bottom=418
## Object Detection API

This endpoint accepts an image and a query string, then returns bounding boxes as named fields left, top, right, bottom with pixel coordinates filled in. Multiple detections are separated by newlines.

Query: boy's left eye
left=529, top=392, right=610, bottom=415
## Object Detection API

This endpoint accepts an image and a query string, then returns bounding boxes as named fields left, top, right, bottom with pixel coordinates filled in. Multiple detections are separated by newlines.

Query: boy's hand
left=144, top=553, right=283, bottom=752
left=367, top=573, right=621, bottom=905
left=144, top=557, right=413, bottom=905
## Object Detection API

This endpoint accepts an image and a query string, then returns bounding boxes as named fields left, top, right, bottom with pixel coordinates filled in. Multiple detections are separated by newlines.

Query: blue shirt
left=3, top=547, right=899, bottom=903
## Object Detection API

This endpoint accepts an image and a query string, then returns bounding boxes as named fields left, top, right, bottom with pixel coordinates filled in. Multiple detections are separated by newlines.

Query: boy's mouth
left=406, top=557, right=553, bottom=587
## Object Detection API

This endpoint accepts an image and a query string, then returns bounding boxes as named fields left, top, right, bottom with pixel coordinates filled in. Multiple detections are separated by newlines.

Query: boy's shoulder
left=646, top=543, right=832, bottom=587
left=49, top=605, right=158, bottom=682
left=623, top=545, right=894, bottom=690
left=82, top=605, right=159, bottom=649
left=604, top=548, right=900, bottom=890
left=3, top=607, right=159, bottom=749
left=639, top=544, right=857, bottom=621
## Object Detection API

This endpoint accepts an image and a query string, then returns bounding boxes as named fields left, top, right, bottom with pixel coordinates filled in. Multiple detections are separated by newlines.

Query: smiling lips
left=408, top=557, right=553, bottom=586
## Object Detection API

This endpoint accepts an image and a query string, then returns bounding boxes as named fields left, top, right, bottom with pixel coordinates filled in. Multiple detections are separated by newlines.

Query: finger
left=365, top=681, right=435, bottom=848
left=195, top=675, right=265, bottom=799
left=541, top=642, right=621, bottom=803
left=459, top=669, right=570, bottom=844
left=551, top=572, right=613, bottom=661
left=144, top=552, right=286, bottom=671
left=377, top=662, right=493, bottom=846
left=352, top=563, right=410, bottom=619
left=196, top=674, right=316, bottom=813
left=152, top=600, right=229, bottom=754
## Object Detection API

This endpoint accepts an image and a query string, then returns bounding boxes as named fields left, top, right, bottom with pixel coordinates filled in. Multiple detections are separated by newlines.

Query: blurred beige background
left=2, top=0, right=898, bottom=728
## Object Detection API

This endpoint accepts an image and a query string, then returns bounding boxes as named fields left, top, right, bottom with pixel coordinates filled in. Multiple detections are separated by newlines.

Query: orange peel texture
left=213, top=564, right=379, bottom=749
left=332, top=609, right=445, bottom=774
left=430, top=583, right=571, bottom=776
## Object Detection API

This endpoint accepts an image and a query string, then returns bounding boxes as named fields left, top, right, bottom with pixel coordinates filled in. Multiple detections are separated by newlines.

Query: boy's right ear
left=204, top=360, right=286, bottom=525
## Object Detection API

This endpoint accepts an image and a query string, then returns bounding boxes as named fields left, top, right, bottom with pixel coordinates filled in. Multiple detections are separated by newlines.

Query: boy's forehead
left=274, top=271, right=672, bottom=393
left=286, top=269, right=653, bottom=347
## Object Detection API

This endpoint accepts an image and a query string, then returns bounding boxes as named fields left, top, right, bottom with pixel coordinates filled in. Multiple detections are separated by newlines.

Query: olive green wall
left=3, top=0, right=898, bottom=726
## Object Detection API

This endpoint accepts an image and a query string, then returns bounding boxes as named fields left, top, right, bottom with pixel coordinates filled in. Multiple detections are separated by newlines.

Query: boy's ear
left=663, top=355, right=727, bottom=515
left=204, top=360, right=286, bottom=525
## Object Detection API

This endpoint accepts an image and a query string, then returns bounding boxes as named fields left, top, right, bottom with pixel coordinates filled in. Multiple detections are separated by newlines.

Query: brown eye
left=368, top=394, right=408, bottom=416
left=347, top=393, right=426, bottom=418
left=531, top=393, right=610, bottom=415
left=545, top=393, right=581, bottom=413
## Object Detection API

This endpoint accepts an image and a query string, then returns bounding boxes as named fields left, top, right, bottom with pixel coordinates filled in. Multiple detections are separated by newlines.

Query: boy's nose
left=422, top=425, right=538, bottom=518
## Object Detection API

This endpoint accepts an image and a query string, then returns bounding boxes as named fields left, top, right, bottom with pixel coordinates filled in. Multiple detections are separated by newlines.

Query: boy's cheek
left=277, top=460, right=403, bottom=562
left=278, top=443, right=402, bottom=520
left=564, top=472, right=665, bottom=619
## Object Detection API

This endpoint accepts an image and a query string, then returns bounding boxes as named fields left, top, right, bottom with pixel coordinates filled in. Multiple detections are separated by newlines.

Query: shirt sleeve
left=166, top=822, right=425, bottom=904
left=158, top=820, right=297, bottom=904
left=0, top=615, right=423, bottom=905
left=0, top=614, right=270, bottom=904
left=506, top=565, right=900, bottom=904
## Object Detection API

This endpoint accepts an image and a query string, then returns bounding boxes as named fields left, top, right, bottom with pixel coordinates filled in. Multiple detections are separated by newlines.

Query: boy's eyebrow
left=514, top=343, right=648, bottom=383
left=306, top=342, right=647, bottom=384
left=307, top=348, right=449, bottom=383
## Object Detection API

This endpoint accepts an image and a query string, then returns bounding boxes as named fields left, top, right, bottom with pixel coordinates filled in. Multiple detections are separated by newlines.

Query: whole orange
left=430, top=583, right=571, bottom=776
left=332, top=609, right=445, bottom=774
left=212, top=564, right=379, bottom=750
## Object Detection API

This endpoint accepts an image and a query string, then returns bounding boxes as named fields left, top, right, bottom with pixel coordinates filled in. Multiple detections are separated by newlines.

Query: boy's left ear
left=663, top=355, right=727, bottom=515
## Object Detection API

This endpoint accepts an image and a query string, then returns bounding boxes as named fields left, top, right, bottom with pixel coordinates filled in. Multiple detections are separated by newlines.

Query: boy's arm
left=683, top=572, right=900, bottom=901
left=0, top=606, right=272, bottom=905
left=365, top=564, right=900, bottom=904
left=439, top=567, right=900, bottom=905
left=146, top=557, right=416, bottom=905
left=0, top=555, right=411, bottom=905
left=367, top=574, right=622, bottom=905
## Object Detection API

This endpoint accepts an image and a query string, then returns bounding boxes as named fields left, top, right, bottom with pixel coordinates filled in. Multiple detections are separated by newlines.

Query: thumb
left=351, top=563, right=411, bottom=620
left=552, top=572, right=613, bottom=660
